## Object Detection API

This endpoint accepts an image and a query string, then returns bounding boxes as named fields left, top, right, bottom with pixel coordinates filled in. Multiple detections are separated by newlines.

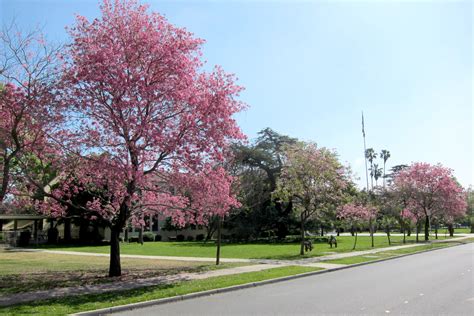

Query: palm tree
left=372, top=164, right=383, bottom=187
left=365, top=148, right=377, bottom=190
left=380, top=149, right=391, bottom=188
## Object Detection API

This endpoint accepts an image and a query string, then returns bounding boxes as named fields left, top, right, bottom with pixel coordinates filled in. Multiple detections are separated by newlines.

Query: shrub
left=186, top=235, right=194, bottom=241
left=221, top=234, right=231, bottom=241
left=154, top=234, right=162, bottom=241
left=195, top=234, right=205, bottom=241
left=143, top=232, right=155, bottom=242
left=129, top=236, right=139, bottom=243
left=176, top=234, right=185, bottom=242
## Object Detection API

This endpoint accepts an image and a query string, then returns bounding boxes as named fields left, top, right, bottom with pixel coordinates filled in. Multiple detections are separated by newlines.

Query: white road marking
left=385, top=310, right=391, bottom=313
left=404, top=301, right=409, bottom=304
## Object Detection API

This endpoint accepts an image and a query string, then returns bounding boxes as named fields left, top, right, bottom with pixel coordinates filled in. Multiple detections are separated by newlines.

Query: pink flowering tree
left=32, top=0, right=244, bottom=277
left=393, top=163, right=467, bottom=241
left=173, top=166, right=241, bottom=265
left=337, top=203, right=377, bottom=250
left=0, top=25, right=62, bottom=204
left=399, top=208, right=416, bottom=243
left=273, top=142, right=349, bottom=255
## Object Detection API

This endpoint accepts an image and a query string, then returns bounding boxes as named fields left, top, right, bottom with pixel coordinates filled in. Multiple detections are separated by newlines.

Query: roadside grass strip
left=324, top=242, right=454, bottom=265
left=0, top=266, right=322, bottom=316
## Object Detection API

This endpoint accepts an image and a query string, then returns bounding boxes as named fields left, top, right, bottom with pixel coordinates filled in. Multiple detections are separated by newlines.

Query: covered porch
left=0, top=214, right=48, bottom=246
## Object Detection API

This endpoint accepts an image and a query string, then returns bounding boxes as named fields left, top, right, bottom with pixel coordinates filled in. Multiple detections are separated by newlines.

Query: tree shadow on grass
left=0, top=264, right=214, bottom=296
left=0, top=283, right=176, bottom=315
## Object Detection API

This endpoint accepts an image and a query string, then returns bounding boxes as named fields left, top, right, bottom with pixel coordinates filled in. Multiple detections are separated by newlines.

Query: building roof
left=0, top=214, right=48, bottom=220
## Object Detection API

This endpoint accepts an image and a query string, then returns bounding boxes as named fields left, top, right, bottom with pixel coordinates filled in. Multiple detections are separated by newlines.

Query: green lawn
left=0, top=249, right=244, bottom=295
left=38, top=235, right=454, bottom=260
left=0, top=266, right=321, bottom=315
left=453, top=228, right=472, bottom=234
left=324, top=242, right=455, bottom=265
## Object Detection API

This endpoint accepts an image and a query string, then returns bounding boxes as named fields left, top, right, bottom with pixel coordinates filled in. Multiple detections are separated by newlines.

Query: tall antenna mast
left=362, top=111, right=369, bottom=191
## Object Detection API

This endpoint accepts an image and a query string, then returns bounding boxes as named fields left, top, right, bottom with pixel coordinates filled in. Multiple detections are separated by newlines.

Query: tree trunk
left=124, top=227, right=129, bottom=243
left=383, top=163, right=386, bottom=188
left=402, top=223, right=406, bottom=244
left=138, top=226, right=144, bottom=245
left=336, top=227, right=340, bottom=236
left=320, top=226, right=324, bottom=237
left=216, top=216, right=222, bottom=265
left=300, top=214, right=305, bottom=256
left=407, top=226, right=411, bottom=236
left=369, top=218, right=374, bottom=248
left=424, top=216, right=430, bottom=241
left=370, top=164, right=374, bottom=191
left=352, top=228, right=358, bottom=250
left=416, top=222, right=419, bottom=243
left=276, top=221, right=288, bottom=240
left=350, top=226, right=355, bottom=236
left=386, top=226, right=391, bottom=245
left=109, top=227, right=122, bottom=277
left=64, top=218, right=72, bottom=243
left=0, top=157, right=12, bottom=203
left=435, top=223, right=438, bottom=240
left=447, top=223, right=454, bottom=237
left=206, top=219, right=217, bottom=241
left=275, top=200, right=291, bottom=240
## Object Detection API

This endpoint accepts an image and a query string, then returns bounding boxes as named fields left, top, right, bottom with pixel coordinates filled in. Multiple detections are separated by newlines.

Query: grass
left=36, top=235, right=456, bottom=260
left=0, top=249, right=245, bottom=295
left=0, top=266, right=322, bottom=315
left=453, top=227, right=472, bottom=234
left=324, top=240, right=460, bottom=265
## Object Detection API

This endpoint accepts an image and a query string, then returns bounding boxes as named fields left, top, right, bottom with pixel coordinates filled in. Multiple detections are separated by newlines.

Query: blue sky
left=1, top=0, right=472, bottom=188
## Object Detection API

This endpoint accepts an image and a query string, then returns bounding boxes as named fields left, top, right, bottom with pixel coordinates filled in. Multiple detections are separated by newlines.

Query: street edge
left=72, top=240, right=470, bottom=316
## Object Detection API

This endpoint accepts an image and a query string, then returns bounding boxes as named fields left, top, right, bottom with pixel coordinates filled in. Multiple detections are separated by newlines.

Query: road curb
left=72, top=241, right=469, bottom=316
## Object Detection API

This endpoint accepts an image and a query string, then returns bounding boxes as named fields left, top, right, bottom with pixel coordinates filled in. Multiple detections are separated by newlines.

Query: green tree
left=273, top=142, right=349, bottom=255
left=467, top=187, right=474, bottom=233
left=380, top=149, right=391, bottom=188
left=365, top=148, right=377, bottom=190
left=372, top=163, right=383, bottom=187
left=230, top=128, right=297, bottom=239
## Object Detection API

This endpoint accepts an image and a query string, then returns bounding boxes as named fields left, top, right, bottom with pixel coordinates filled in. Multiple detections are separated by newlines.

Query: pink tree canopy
left=400, top=208, right=417, bottom=225
left=29, top=0, right=245, bottom=276
left=392, top=162, right=467, bottom=240
left=337, top=202, right=377, bottom=249
left=337, top=203, right=377, bottom=227
left=0, top=27, right=62, bottom=203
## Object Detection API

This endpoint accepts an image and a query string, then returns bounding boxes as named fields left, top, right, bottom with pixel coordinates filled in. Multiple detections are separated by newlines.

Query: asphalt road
left=117, top=243, right=474, bottom=315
